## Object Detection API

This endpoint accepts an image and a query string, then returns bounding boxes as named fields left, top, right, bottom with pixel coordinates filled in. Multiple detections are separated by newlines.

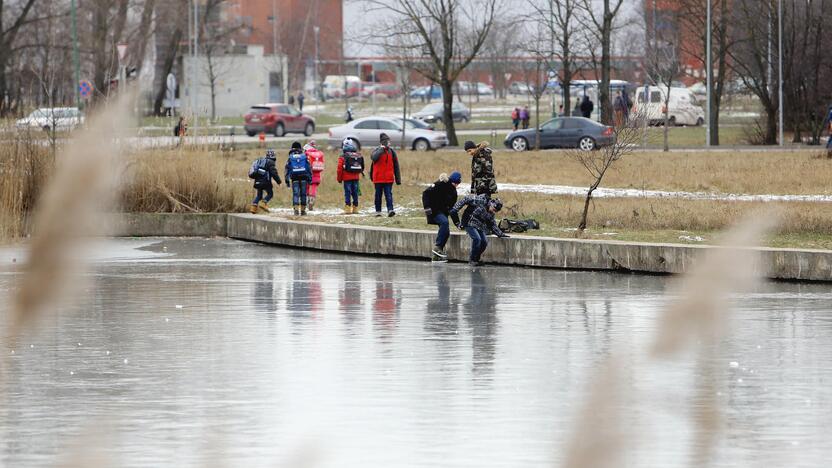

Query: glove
left=424, top=208, right=432, bottom=216
left=456, top=223, right=464, bottom=230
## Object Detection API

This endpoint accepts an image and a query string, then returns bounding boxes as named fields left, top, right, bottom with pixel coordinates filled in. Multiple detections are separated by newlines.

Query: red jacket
left=336, top=153, right=363, bottom=182
left=370, top=146, right=401, bottom=184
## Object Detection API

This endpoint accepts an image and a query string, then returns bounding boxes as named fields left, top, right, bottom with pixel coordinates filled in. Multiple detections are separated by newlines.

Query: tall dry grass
left=0, top=133, right=53, bottom=240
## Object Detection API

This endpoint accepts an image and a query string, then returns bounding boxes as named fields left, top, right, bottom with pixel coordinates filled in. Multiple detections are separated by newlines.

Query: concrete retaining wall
left=111, top=213, right=832, bottom=282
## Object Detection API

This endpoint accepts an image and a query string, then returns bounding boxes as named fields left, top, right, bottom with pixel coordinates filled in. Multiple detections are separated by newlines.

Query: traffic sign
left=79, top=80, right=93, bottom=99
left=117, top=43, right=128, bottom=61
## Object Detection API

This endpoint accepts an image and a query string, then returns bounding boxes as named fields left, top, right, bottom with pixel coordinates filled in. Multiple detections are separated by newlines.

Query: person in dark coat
left=422, top=171, right=462, bottom=261
left=250, top=148, right=282, bottom=214
left=450, top=195, right=509, bottom=266
left=297, top=92, right=305, bottom=111
left=579, top=95, right=594, bottom=119
left=465, top=140, right=497, bottom=197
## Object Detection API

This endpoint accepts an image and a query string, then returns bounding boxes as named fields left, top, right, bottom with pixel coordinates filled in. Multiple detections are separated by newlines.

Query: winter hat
left=463, top=140, right=476, bottom=151
left=306, top=139, right=317, bottom=148
left=379, top=133, right=390, bottom=142
left=291, top=141, right=302, bottom=150
left=265, top=149, right=276, bottom=159
left=449, top=171, right=462, bottom=184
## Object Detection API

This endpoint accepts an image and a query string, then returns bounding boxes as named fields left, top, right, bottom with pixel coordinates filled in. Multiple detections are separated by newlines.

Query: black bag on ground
left=498, top=218, right=540, bottom=233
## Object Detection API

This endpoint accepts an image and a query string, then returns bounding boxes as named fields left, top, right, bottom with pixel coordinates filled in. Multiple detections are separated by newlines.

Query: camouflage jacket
left=470, top=147, right=497, bottom=196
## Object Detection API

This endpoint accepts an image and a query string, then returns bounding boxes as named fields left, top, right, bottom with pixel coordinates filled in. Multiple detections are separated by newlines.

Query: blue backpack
left=248, top=158, right=267, bottom=179
left=288, top=152, right=308, bottom=178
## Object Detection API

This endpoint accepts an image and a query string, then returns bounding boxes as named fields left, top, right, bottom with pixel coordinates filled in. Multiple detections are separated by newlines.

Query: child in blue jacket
left=284, top=141, right=313, bottom=215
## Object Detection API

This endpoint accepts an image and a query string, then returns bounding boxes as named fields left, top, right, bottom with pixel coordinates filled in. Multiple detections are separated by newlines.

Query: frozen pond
left=1, top=238, right=831, bottom=467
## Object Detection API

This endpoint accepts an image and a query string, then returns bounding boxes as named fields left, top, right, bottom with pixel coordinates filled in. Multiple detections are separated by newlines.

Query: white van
left=322, top=75, right=361, bottom=99
left=635, top=86, right=704, bottom=126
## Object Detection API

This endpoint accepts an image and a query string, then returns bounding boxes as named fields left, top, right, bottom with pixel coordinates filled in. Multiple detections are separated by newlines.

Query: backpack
left=248, top=158, right=267, bottom=179
left=343, top=153, right=363, bottom=173
left=311, top=155, right=324, bottom=172
left=288, top=152, right=308, bottom=177
left=498, top=218, right=540, bottom=233
left=511, top=109, right=519, bottom=120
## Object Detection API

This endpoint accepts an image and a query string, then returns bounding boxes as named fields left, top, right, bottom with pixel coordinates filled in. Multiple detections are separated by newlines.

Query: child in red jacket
left=336, top=140, right=364, bottom=214
left=304, top=140, right=325, bottom=211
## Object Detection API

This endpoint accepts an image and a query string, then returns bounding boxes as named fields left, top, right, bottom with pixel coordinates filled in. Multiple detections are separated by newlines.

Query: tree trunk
left=154, top=28, right=183, bottom=116
left=579, top=188, right=594, bottom=231
left=92, top=0, right=111, bottom=102
left=534, top=96, right=541, bottom=150
left=441, top=80, right=459, bottom=146
left=765, top=106, right=778, bottom=144
left=599, top=3, right=613, bottom=125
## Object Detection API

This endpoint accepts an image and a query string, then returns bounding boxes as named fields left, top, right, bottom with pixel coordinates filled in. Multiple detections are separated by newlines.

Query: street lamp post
left=314, top=26, right=321, bottom=102
left=192, top=0, right=199, bottom=134
left=777, top=0, right=784, bottom=146
left=706, top=0, right=711, bottom=147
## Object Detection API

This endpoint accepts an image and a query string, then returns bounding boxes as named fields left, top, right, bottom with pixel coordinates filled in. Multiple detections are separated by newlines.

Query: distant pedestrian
left=174, top=116, right=187, bottom=141
left=580, top=95, right=594, bottom=119
left=422, top=171, right=461, bottom=262
left=450, top=195, right=509, bottom=266
left=825, top=106, right=832, bottom=154
left=520, top=106, right=530, bottom=129
left=558, top=104, right=564, bottom=116
left=622, top=89, right=633, bottom=121
left=304, top=140, right=325, bottom=211
left=337, top=139, right=365, bottom=214
left=298, top=92, right=305, bottom=111
left=613, top=91, right=625, bottom=127
left=345, top=107, right=354, bottom=123
left=511, top=107, right=520, bottom=131
left=370, top=133, right=402, bottom=217
left=285, top=141, right=313, bottom=215
left=465, top=140, right=497, bottom=197
left=248, top=148, right=282, bottom=214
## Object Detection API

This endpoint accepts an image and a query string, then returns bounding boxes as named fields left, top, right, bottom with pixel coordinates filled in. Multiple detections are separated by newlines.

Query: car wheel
left=696, top=117, right=704, bottom=126
left=42, top=125, right=51, bottom=132
left=274, top=123, right=285, bottom=137
left=511, top=136, right=528, bottom=152
left=304, top=122, right=315, bottom=137
left=461, top=115, right=469, bottom=123
left=413, top=138, right=430, bottom=151
left=246, top=130, right=256, bottom=137
left=578, top=136, right=596, bottom=151
left=668, top=115, right=677, bottom=126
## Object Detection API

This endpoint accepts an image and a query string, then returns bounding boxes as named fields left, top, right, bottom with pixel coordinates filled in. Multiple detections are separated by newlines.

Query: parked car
left=475, top=82, right=494, bottom=96
left=508, top=82, right=532, bottom=95
left=243, top=103, right=315, bottom=137
left=634, top=86, right=705, bottom=126
left=396, top=117, right=434, bottom=131
left=412, top=102, right=471, bottom=123
left=361, top=83, right=401, bottom=99
left=410, top=85, right=442, bottom=100
left=16, top=107, right=84, bottom=131
left=504, top=117, right=614, bottom=152
left=328, top=116, right=447, bottom=151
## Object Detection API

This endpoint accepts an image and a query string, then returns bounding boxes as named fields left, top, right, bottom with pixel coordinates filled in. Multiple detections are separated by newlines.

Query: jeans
left=465, top=226, right=488, bottom=262
left=434, top=213, right=450, bottom=249
left=291, top=179, right=308, bottom=206
left=343, top=180, right=359, bottom=206
left=252, top=186, right=273, bottom=204
left=374, top=183, right=394, bottom=213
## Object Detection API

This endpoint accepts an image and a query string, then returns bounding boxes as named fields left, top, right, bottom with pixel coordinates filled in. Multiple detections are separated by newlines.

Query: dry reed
left=0, top=130, right=53, bottom=240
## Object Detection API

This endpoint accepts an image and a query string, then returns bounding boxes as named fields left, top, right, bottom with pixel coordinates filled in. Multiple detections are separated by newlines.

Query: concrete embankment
left=113, top=213, right=832, bottom=282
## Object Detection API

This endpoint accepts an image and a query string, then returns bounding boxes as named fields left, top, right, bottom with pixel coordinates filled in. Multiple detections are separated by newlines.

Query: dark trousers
left=291, top=180, right=308, bottom=206
left=252, top=186, right=273, bottom=204
left=343, top=180, right=359, bottom=206
left=434, top=213, right=450, bottom=249
left=374, top=183, right=394, bottom=213
left=465, top=226, right=488, bottom=262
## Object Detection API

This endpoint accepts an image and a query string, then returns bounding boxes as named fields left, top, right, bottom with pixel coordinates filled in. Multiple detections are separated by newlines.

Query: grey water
left=0, top=238, right=831, bottom=467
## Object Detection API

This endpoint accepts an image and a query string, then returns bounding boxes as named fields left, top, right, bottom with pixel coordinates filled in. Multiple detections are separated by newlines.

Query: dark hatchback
left=504, top=117, right=614, bottom=151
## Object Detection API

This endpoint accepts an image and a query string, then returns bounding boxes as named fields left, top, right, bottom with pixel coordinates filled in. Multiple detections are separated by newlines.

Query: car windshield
left=420, top=103, right=442, bottom=113
left=398, top=119, right=423, bottom=130
left=249, top=107, right=270, bottom=114
left=30, top=109, right=48, bottom=118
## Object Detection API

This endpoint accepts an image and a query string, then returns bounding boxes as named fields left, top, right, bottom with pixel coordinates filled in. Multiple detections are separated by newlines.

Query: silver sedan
left=327, top=116, right=448, bottom=151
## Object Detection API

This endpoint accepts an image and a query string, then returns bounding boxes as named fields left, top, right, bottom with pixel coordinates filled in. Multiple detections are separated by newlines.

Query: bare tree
left=677, top=0, right=735, bottom=146
left=365, top=0, right=500, bottom=146
left=200, top=0, right=243, bottom=122
left=0, top=0, right=40, bottom=116
left=481, top=19, right=517, bottom=99
left=532, top=0, right=582, bottom=116
left=567, top=110, right=647, bottom=231
left=578, top=0, right=626, bottom=125
left=518, top=24, right=551, bottom=151
left=645, top=40, right=682, bottom=152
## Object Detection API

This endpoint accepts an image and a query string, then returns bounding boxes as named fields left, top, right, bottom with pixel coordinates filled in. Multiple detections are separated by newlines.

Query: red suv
left=244, top=103, right=315, bottom=137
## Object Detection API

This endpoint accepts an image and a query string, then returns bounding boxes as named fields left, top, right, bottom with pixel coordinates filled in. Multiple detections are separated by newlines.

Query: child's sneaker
left=432, top=247, right=447, bottom=259
left=257, top=201, right=269, bottom=212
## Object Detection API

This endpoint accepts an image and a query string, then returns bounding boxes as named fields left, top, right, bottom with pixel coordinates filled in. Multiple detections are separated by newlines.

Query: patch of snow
left=679, top=235, right=706, bottom=242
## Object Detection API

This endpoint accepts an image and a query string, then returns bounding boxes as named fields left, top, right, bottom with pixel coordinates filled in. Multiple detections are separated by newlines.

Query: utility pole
left=71, top=0, right=81, bottom=109
left=192, top=0, right=199, bottom=134
left=314, top=26, right=321, bottom=101
left=706, top=0, right=711, bottom=147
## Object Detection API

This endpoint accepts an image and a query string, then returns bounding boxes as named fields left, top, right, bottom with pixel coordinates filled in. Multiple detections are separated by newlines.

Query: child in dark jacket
left=336, top=140, right=365, bottom=214
left=422, top=171, right=461, bottom=261
left=250, top=149, right=282, bottom=214
left=450, top=195, right=509, bottom=265
left=284, top=141, right=313, bottom=215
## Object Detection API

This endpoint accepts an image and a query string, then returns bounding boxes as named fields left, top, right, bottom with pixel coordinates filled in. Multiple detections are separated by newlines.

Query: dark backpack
left=248, top=158, right=267, bottom=179
left=288, top=152, right=307, bottom=177
left=498, top=218, right=540, bottom=233
left=343, top=153, right=363, bottom=173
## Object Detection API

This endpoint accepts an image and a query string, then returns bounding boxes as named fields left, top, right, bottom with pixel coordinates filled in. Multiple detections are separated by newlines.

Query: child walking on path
left=450, top=195, right=509, bottom=266
left=336, top=140, right=365, bottom=214
left=248, top=149, right=282, bottom=214
left=304, top=140, right=325, bottom=211
left=284, top=141, right=313, bottom=215
left=370, top=133, right=402, bottom=217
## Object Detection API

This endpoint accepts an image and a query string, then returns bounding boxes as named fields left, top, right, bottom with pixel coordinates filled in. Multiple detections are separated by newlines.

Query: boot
left=249, top=204, right=258, bottom=214
left=301, top=205, right=307, bottom=216
left=293, top=205, right=300, bottom=216
left=432, top=246, right=448, bottom=260
left=257, top=200, right=269, bottom=213
left=344, top=205, right=352, bottom=214
left=351, top=205, right=358, bottom=214
left=307, top=196, right=315, bottom=211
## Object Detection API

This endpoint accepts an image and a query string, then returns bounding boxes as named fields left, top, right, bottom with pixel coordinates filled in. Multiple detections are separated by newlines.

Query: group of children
left=248, top=137, right=508, bottom=266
